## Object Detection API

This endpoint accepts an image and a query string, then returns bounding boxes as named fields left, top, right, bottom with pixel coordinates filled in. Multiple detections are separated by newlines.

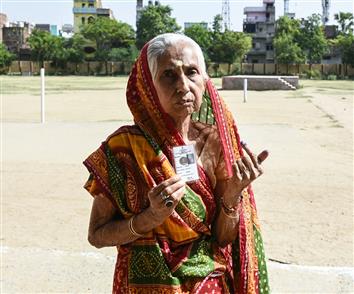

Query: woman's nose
left=176, top=73, right=190, bottom=94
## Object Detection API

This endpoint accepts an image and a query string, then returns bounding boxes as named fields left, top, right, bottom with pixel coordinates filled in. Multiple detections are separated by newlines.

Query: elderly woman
left=84, top=33, right=269, bottom=293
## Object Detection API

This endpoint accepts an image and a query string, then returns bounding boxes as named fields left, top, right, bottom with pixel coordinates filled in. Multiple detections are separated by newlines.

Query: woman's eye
left=163, top=70, right=175, bottom=78
left=187, top=68, right=198, bottom=76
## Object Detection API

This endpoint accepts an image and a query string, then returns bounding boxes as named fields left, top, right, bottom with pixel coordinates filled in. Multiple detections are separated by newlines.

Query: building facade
left=2, top=22, right=33, bottom=57
left=184, top=22, right=208, bottom=30
left=243, top=0, right=275, bottom=63
left=136, top=0, right=160, bottom=27
left=0, top=13, right=8, bottom=43
left=73, top=0, right=113, bottom=32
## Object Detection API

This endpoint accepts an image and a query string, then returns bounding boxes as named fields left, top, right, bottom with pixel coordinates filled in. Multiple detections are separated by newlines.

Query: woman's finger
left=241, top=143, right=260, bottom=169
left=152, top=175, right=181, bottom=195
left=232, top=162, right=242, bottom=180
left=237, top=159, right=249, bottom=181
left=169, top=185, right=186, bottom=203
left=158, top=179, right=185, bottom=203
left=241, top=156, right=257, bottom=181
left=257, top=150, right=269, bottom=164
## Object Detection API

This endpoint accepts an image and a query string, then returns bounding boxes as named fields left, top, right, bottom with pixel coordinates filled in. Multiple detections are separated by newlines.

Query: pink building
left=243, top=0, right=275, bottom=63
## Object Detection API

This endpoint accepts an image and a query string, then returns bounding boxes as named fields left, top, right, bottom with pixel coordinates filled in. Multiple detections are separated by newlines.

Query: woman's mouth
left=178, top=100, right=194, bottom=105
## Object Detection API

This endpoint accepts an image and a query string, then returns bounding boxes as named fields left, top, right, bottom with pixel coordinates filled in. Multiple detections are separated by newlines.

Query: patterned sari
left=83, top=43, right=270, bottom=294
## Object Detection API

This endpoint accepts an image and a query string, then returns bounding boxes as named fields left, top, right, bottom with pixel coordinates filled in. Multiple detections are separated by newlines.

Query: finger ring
left=160, top=190, right=169, bottom=200
left=164, top=197, right=174, bottom=207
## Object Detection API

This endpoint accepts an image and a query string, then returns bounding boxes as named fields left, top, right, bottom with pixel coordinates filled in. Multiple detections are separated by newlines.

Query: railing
left=72, top=7, right=97, bottom=14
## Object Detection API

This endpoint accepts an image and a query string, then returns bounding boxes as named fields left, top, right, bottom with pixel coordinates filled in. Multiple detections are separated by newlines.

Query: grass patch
left=301, top=80, right=354, bottom=91
left=286, top=90, right=313, bottom=99
left=1, top=76, right=128, bottom=94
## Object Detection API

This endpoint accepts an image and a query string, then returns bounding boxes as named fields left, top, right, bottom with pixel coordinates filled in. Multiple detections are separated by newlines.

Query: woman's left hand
left=221, top=142, right=269, bottom=207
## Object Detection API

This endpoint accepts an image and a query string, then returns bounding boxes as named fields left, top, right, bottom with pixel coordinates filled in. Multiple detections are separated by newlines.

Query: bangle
left=221, top=205, right=239, bottom=219
left=221, top=197, right=238, bottom=214
left=128, top=215, right=144, bottom=238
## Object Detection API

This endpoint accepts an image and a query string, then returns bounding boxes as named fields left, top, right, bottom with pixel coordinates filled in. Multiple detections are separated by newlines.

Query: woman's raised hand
left=222, top=142, right=269, bottom=207
left=147, top=175, right=186, bottom=225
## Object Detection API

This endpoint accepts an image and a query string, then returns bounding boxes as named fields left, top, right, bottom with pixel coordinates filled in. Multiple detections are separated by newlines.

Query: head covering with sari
left=83, top=40, right=270, bottom=294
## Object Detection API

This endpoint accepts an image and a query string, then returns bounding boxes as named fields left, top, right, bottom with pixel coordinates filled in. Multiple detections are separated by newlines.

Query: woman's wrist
left=135, top=207, right=163, bottom=233
left=220, top=196, right=238, bottom=214
left=221, top=191, right=242, bottom=210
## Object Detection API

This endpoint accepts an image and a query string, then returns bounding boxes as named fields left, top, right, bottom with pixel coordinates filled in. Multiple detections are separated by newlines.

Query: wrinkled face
left=153, top=42, right=205, bottom=122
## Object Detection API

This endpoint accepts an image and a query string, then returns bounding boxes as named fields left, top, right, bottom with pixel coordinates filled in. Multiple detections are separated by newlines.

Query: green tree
left=212, top=14, right=223, bottom=34
left=65, top=33, right=86, bottom=65
left=50, top=36, right=68, bottom=69
left=28, top=29, right=59, bottom=67
left=275, top=15, right=302, bottom=36
left=81, top=17, right=135, bottom=61
left=332, top=34, right=354, bottom=66
left=221, top=31, right=251, bottom=73
left=273, top=34, right=305, bottom=64
left=184, top=23, right=212, bottom=63
left=332, top=12, right=354, bottom=66
left=108, top=45, right=139, bottom=62
left=298, top=14, right=328, bottom=63
left=334, top=12, right=353, bottom=35
left=208, top=15, right=251, bottom=74
left=274, top=16, right=305, bottom=64
left=136, top=4, right=180, bottom=49
left=208, top=15, right=223, bottom=75
left=0, top=44, right=15, bottom=69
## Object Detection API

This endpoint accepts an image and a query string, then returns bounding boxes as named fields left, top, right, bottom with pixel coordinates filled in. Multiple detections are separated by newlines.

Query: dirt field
left=2, top=76, right=353, bottom=293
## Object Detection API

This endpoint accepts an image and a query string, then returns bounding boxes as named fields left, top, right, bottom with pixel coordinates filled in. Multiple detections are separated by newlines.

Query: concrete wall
left=4, top=61, right=354, bottom=78
left=222, top=75, right=299, bottom=90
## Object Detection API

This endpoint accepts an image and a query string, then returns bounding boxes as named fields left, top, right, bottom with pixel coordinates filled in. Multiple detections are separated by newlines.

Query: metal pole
left=40, top=68, right=45, bottom=123
left=243, top=78, right=247, bottom=103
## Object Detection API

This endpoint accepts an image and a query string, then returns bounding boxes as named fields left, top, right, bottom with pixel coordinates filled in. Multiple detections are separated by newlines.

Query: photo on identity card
left=172, top=145, right=199, bottom=182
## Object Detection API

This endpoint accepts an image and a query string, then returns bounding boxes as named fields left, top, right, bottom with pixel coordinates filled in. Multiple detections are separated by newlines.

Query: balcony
left=244, top=7, right=266, bottom=13
left=97, top=8, right=110, bottom=16
left=73, top=7, right=97, bottom=14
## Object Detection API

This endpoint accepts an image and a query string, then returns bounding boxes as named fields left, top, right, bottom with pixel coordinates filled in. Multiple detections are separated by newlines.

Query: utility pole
left=322, top=0, right=330, bottom=25
left=284, top=0, right=289, bottom=16
left=222, top=0, right=231, bottom=31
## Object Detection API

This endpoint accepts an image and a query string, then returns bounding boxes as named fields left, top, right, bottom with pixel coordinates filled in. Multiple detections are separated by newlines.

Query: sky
left=1, top=0, right=353, bottom=32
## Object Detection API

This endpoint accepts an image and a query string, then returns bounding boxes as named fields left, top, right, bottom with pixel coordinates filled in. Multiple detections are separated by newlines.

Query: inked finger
left=257, top=150, right=269, bottom=164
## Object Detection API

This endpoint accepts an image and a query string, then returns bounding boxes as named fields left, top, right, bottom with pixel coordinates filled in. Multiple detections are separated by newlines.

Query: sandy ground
left=1, top=76, right=354, bottom=293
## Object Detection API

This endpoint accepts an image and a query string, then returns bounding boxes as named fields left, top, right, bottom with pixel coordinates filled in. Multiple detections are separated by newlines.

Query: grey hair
left=147, top=33, right=208, bottom=81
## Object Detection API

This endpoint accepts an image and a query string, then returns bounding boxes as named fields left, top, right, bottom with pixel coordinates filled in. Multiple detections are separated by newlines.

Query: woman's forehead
left=158, top=43, right=199, bottom=68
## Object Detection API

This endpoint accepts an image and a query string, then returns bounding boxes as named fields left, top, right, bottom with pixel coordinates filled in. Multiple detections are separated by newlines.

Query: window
left=88, top=16, right=94, bottom=23
left=82, top=17, right=85, bottom=24
left=82, top=3, right=85, bottom=7
left=88, top=3, right=94, bottom=7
